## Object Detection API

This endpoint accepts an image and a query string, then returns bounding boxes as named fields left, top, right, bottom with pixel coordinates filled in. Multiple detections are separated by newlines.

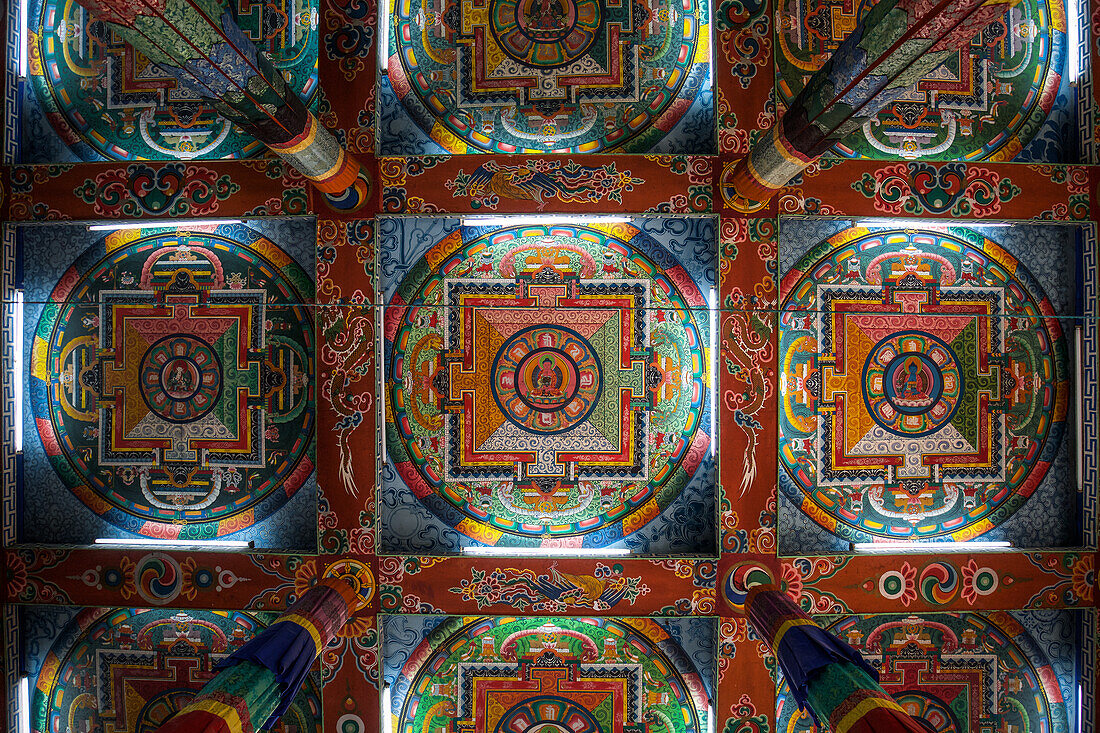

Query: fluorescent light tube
left=87, top=219, right=242, bottom=231
left=382, top=685, right=393, bottom=733
left=1069, top=0, right=1081, bottom=82
left=1077, top=326, right=1085, bottom=493
left=18, top=0, right=29, bottom=78
left=852, top=541, right=1010, bottom=553
left=463, top=546, right=630, bottom=557
left=13, top=290, right=23, bottom=453
left=378, top=0, right=390, bottom=73
left=18, top=677, right=29, bottom=733
left=854, top=218, right=1013, bottom=229
left=462, top=215, right=631, bottom=228
left=94, top=538, right=253, bottom=549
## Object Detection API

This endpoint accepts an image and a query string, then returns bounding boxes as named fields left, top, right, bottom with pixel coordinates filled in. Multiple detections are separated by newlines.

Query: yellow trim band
left=188, top=698, right=246, bottom=733
left=282, top=613, right=323, bottom=653
left=270, top=115, right=318, bottom=155
left=313, top=145, right=348, bottom=183
left=771, top=617, right=817, bottom=649
left=833, top=694, right=907, bottom=733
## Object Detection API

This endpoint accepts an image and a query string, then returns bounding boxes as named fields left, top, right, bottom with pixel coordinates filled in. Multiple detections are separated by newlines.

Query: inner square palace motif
left=779, top=225, right=1071, bottom=543
left=24, top=223, right=316, bottom=542
left=381, top=218, right=716, bottom=552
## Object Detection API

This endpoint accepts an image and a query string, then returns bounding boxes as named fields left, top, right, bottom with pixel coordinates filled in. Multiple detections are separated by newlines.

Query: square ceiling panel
left=377, top=216, right=717, bottom=553
left=776, top=219, right=1081, bottom=553
left=20, top=220, right=318, bottom=549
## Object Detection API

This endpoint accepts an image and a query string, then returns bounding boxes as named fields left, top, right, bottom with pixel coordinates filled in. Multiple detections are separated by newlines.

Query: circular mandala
left=30, top=227, right=316, bottom=539
left=493, top=326, right=602, bottom=434
left=775, top=612, right=1068, bottom=733
left=498, top=698, right=601, bottom=733
left=397, top=617, right=707, bottom=733
left=385, top=223, right=712, bottom=545
left=776, top=0, right=1062, bottom=160
left=140, top=335, right=224, bottom=423
left=779, top=227, right=1068, bottom=541
left=32, top=607, right=324, bottom=733
left=387, top=0, right=706, bottom=152
left=893, top=692, right=961, bottom=733
left=30, top=0, right=319, bottom=161
left=863, top=331, right=961, bottom=437
left=491, top=0, right=602, bottom=67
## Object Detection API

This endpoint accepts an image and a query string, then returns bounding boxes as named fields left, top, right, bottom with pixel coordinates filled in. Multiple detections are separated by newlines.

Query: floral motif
left=722, top=494, right=777, bottom=553
left=722, top=693, right=770, bottom=733
left=648, top=559, right=718, bottom=588
left=781, top=556, right=850, bottom=613
left=716, top=0, right=770, bottom=89
left=241, top=554, right=315, bottom=609
left=322, top=622, right=381, bottom=687
left=866, top=561, right=918, bottom=608
left=1024, top=553, right=1094, bottom=607
left=776, top=191, right=840, bottom=215
left=73, top=163, right=240, bottom=217
left=960, top=559, right=1003, bottom=605
left=4, top=549, right=72, bottom=604
left=851, top=162, right=1021, bottom=216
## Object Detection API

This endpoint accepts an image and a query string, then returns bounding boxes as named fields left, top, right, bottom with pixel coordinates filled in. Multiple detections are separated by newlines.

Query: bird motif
left=467, top=161, right=561, bottom=211
left=530, top=564, right=629, bottom=609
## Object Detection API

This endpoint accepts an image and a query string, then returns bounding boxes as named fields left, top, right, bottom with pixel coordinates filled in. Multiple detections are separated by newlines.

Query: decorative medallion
left=382, top=221, right=714, bottom=548
left=779, top=227, right=1068, bottom=541
left=323, top=558, right=377, bottom=608
left=862, top=331, right=962, bottom=437
left=29, top=226, right=315, bottom=539
left=491, top=0, right=602, bottom=67
left=28, top=0, right=319, bottom=161
left=776, top=612, right=1069, bottom=733
left=385, top=0, right=711, bottom=152
left=31, top=607, right=322, bottom=733
left=394, top=617, right=709, bottom=733
left=492, top=325, right=603, bottom=434
left=776, top=0, right=1063, bottom=160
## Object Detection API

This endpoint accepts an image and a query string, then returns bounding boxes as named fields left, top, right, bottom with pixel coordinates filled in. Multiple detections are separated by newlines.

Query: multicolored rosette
left=155, top=576, right=364, bottom=733
left=722, top=561, right=777, bottom=614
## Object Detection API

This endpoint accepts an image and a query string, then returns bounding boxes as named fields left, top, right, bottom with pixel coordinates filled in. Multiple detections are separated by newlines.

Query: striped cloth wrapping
left=724, top=0, right=1023, bottom=212
left=214, top=578, right=360, bottom=726
left=155, top=577, right=360, bottom=733
left=746, top=587, right=933, bottom=733
left=156, top=661, right=281, bottom=733
left=75, top=0, right=371, bottom=210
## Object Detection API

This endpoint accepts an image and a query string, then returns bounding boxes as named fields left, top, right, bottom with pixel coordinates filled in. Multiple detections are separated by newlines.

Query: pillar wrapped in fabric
left=724, top=0, right=1022, bottom=213
left=744, top=586, right=934, bottom=733
left=72, top=0, right=370, bottom=209
left=156, top=577, right=362, bottom=733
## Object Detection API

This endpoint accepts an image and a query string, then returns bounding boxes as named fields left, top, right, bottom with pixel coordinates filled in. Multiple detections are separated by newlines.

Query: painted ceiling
left=3, top=1, right=1097, bottom=733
